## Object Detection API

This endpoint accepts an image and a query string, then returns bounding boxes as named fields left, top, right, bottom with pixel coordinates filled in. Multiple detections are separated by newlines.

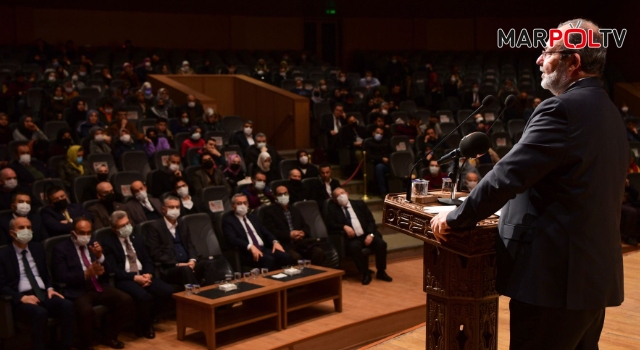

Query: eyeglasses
left=540, top=49, right=575, bottom=58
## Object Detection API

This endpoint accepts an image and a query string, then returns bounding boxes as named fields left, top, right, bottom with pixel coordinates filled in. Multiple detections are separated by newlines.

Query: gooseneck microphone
left=405, top=95, right=495, bottom=203
left=437, top=132, right=493, bottom=165
left=485, top=94, right=516, bottom=135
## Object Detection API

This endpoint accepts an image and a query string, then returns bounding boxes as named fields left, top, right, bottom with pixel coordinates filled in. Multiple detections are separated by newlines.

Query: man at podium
left=431, top=19, right=627, bottom=350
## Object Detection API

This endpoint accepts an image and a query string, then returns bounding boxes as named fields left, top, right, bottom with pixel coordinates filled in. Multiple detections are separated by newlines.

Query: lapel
left=8, top=244, right=20, bottom=281
left=111, top=234, right=126, bottom=261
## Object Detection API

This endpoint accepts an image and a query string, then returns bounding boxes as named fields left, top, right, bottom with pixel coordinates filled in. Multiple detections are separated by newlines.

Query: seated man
left=52, top=218, right=133, bottom=350
left=41, top=186, right=94, bottom=237
left=0, top=168, right=29, bottom=210
left=310, top=163, right=340, bottom=206
left=242, top=170, right=275, bottom=210
left=462, top=171, right=480, bottom=192
left=0, top=217, right=74, bottom=350
left=233, top=120, right=255, bottom=151
left=149, top=153, right=182, bottom=198
left=144, top=196, right=219, bottom=286
left=9, top=144, right=53, bottom=188
left=78, top=164, right=107, bottom=204
left=245, top=132, right=282, bottom=167
left=173, top=178, right=204, bottom=215
left=364, top=127, right=392, bottom=196
left=222, top=193, right=292, bottom=270
left=0, top=192, right=47, bottom=245
left=287, top=169, right=311, bottom=204
left=102, top=211, right=173, bottom=339
left=262, top=186, right=325, bottom=265
left=326, top=187, right=392, bottom=285
left=192, top=152, right=232, bottom=195
left=125, top=180, right=163, bottom=226
left=88, top=182, right=126, bottom=230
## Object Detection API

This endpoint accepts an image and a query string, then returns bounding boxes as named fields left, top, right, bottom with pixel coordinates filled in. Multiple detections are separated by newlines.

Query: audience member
left=119, top=62, right=140, bottom=88
left=180, top=126, right=204, bottom=157
left=171, top=111, right=193, bottom=135
left=365, top=127, right=392, bottom=196
left=126, top=181, right=163, bottom=226
left=89, top=126, right=112, bottom=155
left=178, top=61, right=195, bottom=75
left=173, top=178, right=204, bottom=215
left=9, top=144, right=52, bottom=187
left=143, top=127, right=170, bottom=158
left=287, top=169, right=310, bottom=204
left=290, top=79, right=310, bottom=97
left=149, top=153, right=182, bottom=198
left=78, top=109, right=105, bottom=139
left=107, top=108, right=143, bottom=140
left=58, top=145, right=85, bottom=189
left=233, top=120, right=256, bottom=151
left=295, top=150, right=319, bottom=179
left=0, top=113, right=13, bottom=146
left=155, top=117, right=174, bottom=146
left=242, top=170, right=275, bottom=210
left=320, top=105, right=347, bottom=163
left=394, top=115, right=421, bottom=144
left=67, top=100, right=89, bottom=131
left=192, top=152, right=232, bottom=195
left=200, top=108, right=222, bottom=132
left=423, top=160, right=448, bottom=190
left=340, top=115, right=367, bottom=173
left=245, top=133, right=282, bottom=167
left=13, top=115, right=48, bottom=142
left=256, top=151, right=281, bottom=183
left=445, top=157, right=479, bottom=183
left=41, top=186, right=93, bottom=237
left=0, top=168, right=29, bottom=211
left=0, top=192, right=47, bottom=245
left=310, top=163, right=340, bottom=205
left=194, top=137, right=225, bottom=167
left=625, top=117, right=640, bottom=142
left=88, top=182, right=125, bottom=230
left=181, top=94, right=204, bottom=122
left=113, top=128, right=143, bottom=162
left=358, top=71, right=381, bottom=91
left=463, top=172, right=480, bottom=192
left=523, top=97, right=542, bottom=122
left=223, top=154, right=246, bottom=189
left=148, top=98, right=169, bottom=120
left=49, top=128, right=76, bottom=157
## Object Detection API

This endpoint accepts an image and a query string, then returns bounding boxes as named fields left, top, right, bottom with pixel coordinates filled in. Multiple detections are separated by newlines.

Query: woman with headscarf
left=59, top=145, right=84, bottom=189
left=171, top=111, right=192, bottom=135
left=295, top=149, right=319, bottom=179
left=46, top=85, right=68, bottom=121
left=89, top=126, right=111, bottom=155
left=199, top=108, right=222, bottom=132
left=67, top=99, right=88, bottom=130
left=78, top=109, right=105, bottom=139
left=257, top=151, right=281, bottom=183
left=180, top=126, right=204, bottom=157
left=141, top=82, right=154, bottom=102
left=143, top=127, right=170, bottom=158
left=13, top=115, right=48, bottom=141
left=50, top=128, right=76, bottom=157
left=223, top=154, right=246, bottom=189
left=156, top=88, right=175, bottom=110
left=149, top=97, right=169, bottom=120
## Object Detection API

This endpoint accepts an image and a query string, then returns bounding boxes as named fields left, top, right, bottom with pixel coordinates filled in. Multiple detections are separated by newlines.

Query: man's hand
left=88, top=242, right=102, bottom=260
left=187, top=260, right=196, bottom=270
left=344, top=225, right=356, bottom=238
left=85, top=261, right=105, bottom=279
left=260, top=146, right=268, bottom=153
left=354, top=141, right=362, bottom=147
left=134, top=275, right=147, bottom=286
left=48, top=289, right=64, bottom=300
left=382, top=157, right=389, bottom=164
left=250, top=245, right=263, bottom=262
left=272, top=242, right=285, bottom=253
left=364, top=234, right=373, bottom=246
left=430, top=211, right=452, bottom=243
left=21, top=295, right=39, bottom=305
left=174, top=170, right=182, bottom=177
left=290, top=230, right=304, bottom=241
left=330, top=130, right=337, bottom=136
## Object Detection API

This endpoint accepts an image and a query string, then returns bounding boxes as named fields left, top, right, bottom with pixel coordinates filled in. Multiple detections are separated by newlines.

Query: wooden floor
left=366, top=249, right=640, bottom=350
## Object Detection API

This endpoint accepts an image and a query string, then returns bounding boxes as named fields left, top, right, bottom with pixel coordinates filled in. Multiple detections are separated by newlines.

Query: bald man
left=0, top=168, right=29, bottom=210
left=124, top=181, right=163, bottom=226
left=287, top=169, right=311, bottom=204
left=88, top=182, right=126, bottom=230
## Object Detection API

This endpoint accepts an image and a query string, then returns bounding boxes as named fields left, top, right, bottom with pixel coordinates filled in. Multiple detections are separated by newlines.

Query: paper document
left=271, top=273, right=288, bottom=279
left=424, top=206, right=457, bottom=214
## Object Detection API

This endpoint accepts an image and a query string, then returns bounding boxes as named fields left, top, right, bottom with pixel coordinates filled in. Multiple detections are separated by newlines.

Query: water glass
left=234, top=272, right=242, bottom=284
left=243, top=272, right=250, bottom=281
left=297, top=260, right=305, bottom=270
left=261, top=268, right=268, bottom=277
left=251, top=268, right=259, bottom=279
left=184, top=284, right=193, bottom=296
left=304, top=260, right=311, bottom=269
left=192, top=284, right=200, bottom=294
left=442, top=178, right=453, bottom=193
left=225, top=274, right=233, bottom=284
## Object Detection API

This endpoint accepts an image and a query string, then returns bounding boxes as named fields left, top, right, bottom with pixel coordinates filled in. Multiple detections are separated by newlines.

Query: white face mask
left=257, top=142, right=267, bottom=149
left=187, top=102, right=196, bottom=108
left=472, top=87, right=479, bottom=93
left=254, top=181, right=265, bottom=191
left=4, top=178, right=18, bottom=190
left=94, top=134, right=104, bottom=142
left=235, top=204, right=248, bottom=217
left=277, top=195, right=289, bottom=206
left=244, top=127, right=252, bottom=136
left=467, top=181, right=478, bottom=190
left=135, top=190, right=148, bottom=202
left=381, top=109, right=388, bottom=115
left=14, top=229, right=33, bottom=244
left=429, top=166, right=440, bottom=175
left=15, top=203, right=30, bottom=216
left=168, top=163, right=180, bottom=172
left=19, top=154, right=31, bottom=165
left=192, top=133, right=201, bottom=140
left=105, top=108, right=113, bottom=114
left=299, top=156, right=309, bottom=165
left=181, top=117, right=189, bottom=124
left=120, top=134, right=132, bottom=143
left=374, top=133, right=383, bottom=141
left=166, top=208, right=180, bottom=220
left=337, top=193, right=349, bottom=206
left=622, top=107, right=629, bottom=113
left=339, top=77, right=346, bottom=82
left=119, top=224, right=133, bottom=238
left=177, top=187, right=189, bottom=198
left=74, top=234, right=91, bottom=247
left=257, top=70, right=264, bottom=75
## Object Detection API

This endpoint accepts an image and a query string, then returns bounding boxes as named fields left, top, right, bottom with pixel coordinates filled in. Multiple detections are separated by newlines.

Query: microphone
left=437, top=132, right=492, bottom=165
left=404, top=95, right=495, bottom=203
left=485, top=94, right=516, bottom=135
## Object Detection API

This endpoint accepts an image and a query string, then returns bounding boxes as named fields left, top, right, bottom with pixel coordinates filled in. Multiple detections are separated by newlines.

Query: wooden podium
left=383, top=194, right=500, bottom=350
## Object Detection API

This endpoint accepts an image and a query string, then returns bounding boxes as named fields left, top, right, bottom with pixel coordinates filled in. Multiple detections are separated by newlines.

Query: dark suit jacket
left=339, top=125, right=367, bottom=149
left=41, top=204, right=94, bottom=237
left=446, top=77, right=627, bottom=310
left=149, top=168, right=178, bottom=198
left=462, top=91, right=484, bottom=110
left=0, top=242, right=51, bottom=305
left=222, top=212, right=277, bottom=251
left=52, top=238, right=109, bottom=299
left=320, top=114, right=346, bottom=137
left=102, top=232, right=154, bottom=282
left=232, top=130, right=254, bottom=152
left=245, top=144, right=282, bottom=167
left=144, top=218, right=197, bottom=267
left=310, top=178, right=341, bottom=205
left=9, top=159, right=53, bottom=188
left=326, top=199, right=378, bottom=237
left=87, top=201, right=126, bottom=230
left=261, top=204, right=310, bottom=247
left=123, top=197, right=163, bottom=226
left=0, top=212, right=47, bottom=245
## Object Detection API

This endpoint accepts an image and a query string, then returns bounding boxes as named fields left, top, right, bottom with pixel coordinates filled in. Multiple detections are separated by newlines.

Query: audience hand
left=88, top=242, right=102, bottom=259
left=21, top=295, right=40, bottom=305
left=364, top=234, right=373, bottom=246
left=344, top=225, right=355, bottom=238
left=48, top=289, right=64, bottom=299
left=174, top=170, right=182, bottom=177
left=250, top=245, right=263, bottom=261
left=430, top=211, right=452, bottom=243
left=330, top=130, right=337, bottom=136
left=272, top=242, right=285, bottom=253
left=382, top=157, right=388, bottom=164
left=187, top=260, right=196, bottom=270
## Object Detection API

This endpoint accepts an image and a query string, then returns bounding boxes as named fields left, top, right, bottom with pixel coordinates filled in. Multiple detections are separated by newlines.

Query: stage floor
left=365, top=249, right=640, bottom=350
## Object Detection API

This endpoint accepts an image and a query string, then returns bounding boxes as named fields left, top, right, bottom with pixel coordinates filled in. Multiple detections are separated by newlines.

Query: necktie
left=63, top=210, right=72, bottom=222
left=243, top=217, right=262, bottom=247
left=284, top=210, right=294, bottom=232
left=124, top=239, right=139, bottom=274
left=79, top=247, right=103, bottom=292
left=343, top=207, right=353, bottom=227
left=21, top=250, right=46, bottom=301
left=143, top=199, right=153, bottom=211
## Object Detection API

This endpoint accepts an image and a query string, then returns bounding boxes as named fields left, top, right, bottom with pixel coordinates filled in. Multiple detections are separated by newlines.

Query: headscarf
left=66, top=145, right=84, bottom=174
left=257, top=152, right=272, bottom=172
left=150, top=99, right=168, bottom=119
left=88, top=126, right=103, bottom=138
left=17, top=115, right=34, bottom=140
left=78, top=109, right=104, bottom=134
left=224, top=154, right=242, bottom=176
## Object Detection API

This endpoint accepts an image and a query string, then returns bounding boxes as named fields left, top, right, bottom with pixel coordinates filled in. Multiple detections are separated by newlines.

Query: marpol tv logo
left=497, top=20, right=627, bottom=49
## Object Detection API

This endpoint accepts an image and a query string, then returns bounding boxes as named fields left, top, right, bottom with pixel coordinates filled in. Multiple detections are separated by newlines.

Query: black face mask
left=53, top=199, right=68, bottom=211
left=230, top=164, right=240, bottom=171
left=96, top=173, right=109, bottom=182
left=60, top=138, right=72, bottom=146
left=101, top=193, right=115, bottom=203
left=289, top=179, right=301, bottom=187
left=202, top=160, right=215, bottom=170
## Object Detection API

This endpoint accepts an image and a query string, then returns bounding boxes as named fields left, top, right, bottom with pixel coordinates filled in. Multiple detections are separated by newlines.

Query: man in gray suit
left=431, top=19, right=627, bottom=349
left=124, top=181, right=163, bottom=226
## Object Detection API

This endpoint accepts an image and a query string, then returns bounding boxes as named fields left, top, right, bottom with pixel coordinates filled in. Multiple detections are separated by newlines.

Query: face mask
left=451, top=77, right=457, bottom=83
left=192, top=133, right=201, bottom=140
left=374, top=133, right=383, bottom=141
left=101, top=193, right=115, bottom=203
left=72, top=75, right=78, bottom=81
left=14, top=229, right=33, bottom=244
left=235, top=204, right=248, bottom=217
left=230, top=163, right=240, bottom=171
left=135, top=190, right=148, bottom=202
left=96, top=173, right=109, bottom=182
left=299, top=156, right=308, bottom=165
left=75, top=234, right=91, bottom=247
left=145, top=62, right=151, bottom=67
left=622, top=107, right=629, bottom=113
left=339, top=77, right=346, bottom=82
left=202, top=160, right=214, bottom=170
left=53, top=96, right=64, bottom=101
left=429, top=166, right=440, bottom=175
left=19, top=154, right=31, bottom=165
left=15, top=203, right=30, bottom=216
left=177, top=187, right=189, bottom=198
left=119, top=224, right=133, bottom=238
left=53, top=199, right=68, bottom=211
left=467, top=181, right=478, bottom=190
left=166, top=208, right=180, bottom=220
left=366, top=76, right=372, bottom=82
left=277, top=195, right=289, bottom=206
left=79, top=71, right=87, bottom=77
left=187, top=102, right=196, bottom=108
left=181, top=117, right=189, bottom=124
left=77, top=157, right=83, bottom=165
left=280, top=72, right=287, bottom=77
left=144, top=88, right=152, bottom=95
left=244, top=127, right=252, bottom=136
left=381, top=109, right=388, bottom=115
left=105, top=108, right=113, bottom=114
left=169, top=163, right=180, bottom=172
left=94, top=134, right=104, bottom=142
left=472, top=87, right=479, bottom=93
left=4, top=178, right=17, bottom=190
left=48, top=76, right=56, bottom=82
left=337, top=193, right=349, bottom=206
left=254, top=181, right=265, bottom=190
left=320, top=85, right=327, bottom=90
left=120, top=134, right=131, bottom=143
left=257, top=70, right=264, bottom=75
left=65, top=87, right=74, bottom=93
left=257, top=142, right=266, bottom=149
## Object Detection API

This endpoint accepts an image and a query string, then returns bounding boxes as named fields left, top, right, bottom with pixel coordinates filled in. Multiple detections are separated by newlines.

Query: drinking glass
left=184, top=284, right=193, bottom=296
left=192, top=284, right=200, bottom=294
left=298, top=260, right=305, bottom=270
left=304, top=260, right=311, bottom=269
left=251, top=268, right=259, bottom=279
left=243, top=272, right=250, bottom=281
left=261, top=268, right=268, bottom=277
left=442, top=178, right=453, bottom=194
left=225, top=274, right=233, bottom=284
left=234, top=272, right=242, bottom=284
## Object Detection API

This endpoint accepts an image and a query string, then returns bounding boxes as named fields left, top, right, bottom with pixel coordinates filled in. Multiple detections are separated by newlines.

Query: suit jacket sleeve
left=355, top=201, right=378, bottom=234
left=103, top=236, right=134, bottom=282
left=446, top=98, right=569, bottom=228
left=222, top=214, right=249, bottom=250
left=135, top=236, right=155, bottom=275
left=326, top=202, right=348, bottom=234
left=145, top=221, right=176, bottom=266
left=42, top=208, right=73, bottom=235
left=292, top=207, right=311, bottom=238
left=252, top=215, right=276, bottom=245
left=52, top=242, right=86, bottom=286
left=262, top=207, right=291, bottom=244
left=181, top=225, right=199, bottom=260
left=0, top=251, right=22, bottom=304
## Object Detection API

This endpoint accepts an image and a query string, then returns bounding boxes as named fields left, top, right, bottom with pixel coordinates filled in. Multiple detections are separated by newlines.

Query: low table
left=173, top=265, right=344, bottom=349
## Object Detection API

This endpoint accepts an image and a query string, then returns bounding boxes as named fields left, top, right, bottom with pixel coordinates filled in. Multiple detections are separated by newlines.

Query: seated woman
left=180, top=126, right=205, bottom=158
left=295, top=149, right=319, bottom=179
left=58, top=145, right=85, bottom=189
left=223, top=154, right=246, bottom=190
left=192, top=152, right=232, bottom=195
left=112, top=128, right=143, bottom=163
left=173, top=177, right=204, bottom=216
left=88, top=126, right=111, bottom=155
left=170, top=111, right=193, bottom=135
left=77, top=109, right=105, bottom=139
left=143, top=127, right=170, bottom=158
left=50, top=128, right=76, bottom=157
left=13, top=115, right=48, bottom=141
left=199, top=108, right=223, bottom=132
left=256, top=151, right=281, bottom=184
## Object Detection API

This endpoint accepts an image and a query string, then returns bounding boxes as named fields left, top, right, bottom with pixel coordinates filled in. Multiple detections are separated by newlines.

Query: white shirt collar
left=163, top=216, right=177, bottom=229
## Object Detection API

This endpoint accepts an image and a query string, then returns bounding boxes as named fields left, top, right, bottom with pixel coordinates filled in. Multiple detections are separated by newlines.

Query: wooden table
left=173, top=265, right=344, bottom=349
